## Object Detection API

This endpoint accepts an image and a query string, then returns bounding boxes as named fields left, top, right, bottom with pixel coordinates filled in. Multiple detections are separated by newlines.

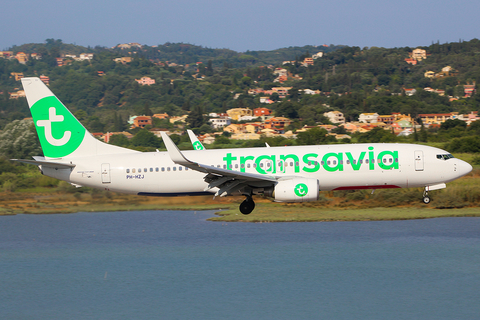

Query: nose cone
left=457, top=160, right=473, bottom=177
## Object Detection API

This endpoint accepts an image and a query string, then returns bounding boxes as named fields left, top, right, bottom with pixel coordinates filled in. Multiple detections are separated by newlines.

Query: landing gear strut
left=239, top=196, right=255, bottom=215
left=422, top=189, right=430, bottom=204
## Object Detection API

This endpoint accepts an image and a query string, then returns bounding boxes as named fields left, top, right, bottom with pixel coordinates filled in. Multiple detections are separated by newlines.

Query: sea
left=1, top=210, right=479, bottom=320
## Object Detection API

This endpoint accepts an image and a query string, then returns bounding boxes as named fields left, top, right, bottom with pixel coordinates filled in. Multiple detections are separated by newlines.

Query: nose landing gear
left=422, top=189, right=430, bottom=204
left=239, top=195, right=255, bottom=215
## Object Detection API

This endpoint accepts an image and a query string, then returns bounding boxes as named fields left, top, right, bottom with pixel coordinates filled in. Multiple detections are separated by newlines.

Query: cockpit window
left=436, top=154, right=454, bottom=160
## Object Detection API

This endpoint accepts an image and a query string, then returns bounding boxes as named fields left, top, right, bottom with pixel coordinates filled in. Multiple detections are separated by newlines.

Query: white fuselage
left=42, top=143, right=472, bottom=197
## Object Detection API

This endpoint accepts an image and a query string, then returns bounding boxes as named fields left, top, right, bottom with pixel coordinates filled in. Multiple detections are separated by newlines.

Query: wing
left=161, top=132, right=277, bottom=197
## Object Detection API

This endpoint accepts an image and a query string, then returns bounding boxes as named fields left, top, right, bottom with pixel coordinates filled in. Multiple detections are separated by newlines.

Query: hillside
left=1, top=39, right=480, bottom=136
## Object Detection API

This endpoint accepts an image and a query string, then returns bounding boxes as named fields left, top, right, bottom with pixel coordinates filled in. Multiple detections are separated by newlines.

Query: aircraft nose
left=457, top=160, right=473, bottom=177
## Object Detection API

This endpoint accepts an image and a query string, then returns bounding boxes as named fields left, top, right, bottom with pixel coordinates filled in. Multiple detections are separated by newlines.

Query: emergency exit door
left=414, top=150, right=424, bottom=171
left=101, top=163, right=111, bottom=183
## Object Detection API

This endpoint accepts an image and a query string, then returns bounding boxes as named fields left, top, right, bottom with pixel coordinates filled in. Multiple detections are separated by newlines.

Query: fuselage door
left=414, top=150, right=424, bottom=171
left=101, top=163, right=111, bottom=183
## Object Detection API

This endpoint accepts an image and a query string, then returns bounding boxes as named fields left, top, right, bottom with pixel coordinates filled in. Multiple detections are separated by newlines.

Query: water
left=1, top=210, right=479, bottom=319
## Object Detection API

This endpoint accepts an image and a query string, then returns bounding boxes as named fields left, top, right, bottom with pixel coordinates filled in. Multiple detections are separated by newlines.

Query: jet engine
left=265, top=178, right=319, bottom=202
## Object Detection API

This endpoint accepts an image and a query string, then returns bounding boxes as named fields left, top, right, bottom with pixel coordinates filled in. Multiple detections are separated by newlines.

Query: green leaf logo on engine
left=294, top=183, right=308, bottom=197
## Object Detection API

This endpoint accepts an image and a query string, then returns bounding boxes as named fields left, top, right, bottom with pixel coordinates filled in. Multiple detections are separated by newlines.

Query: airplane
left=13, top=77, right=473, bottom=214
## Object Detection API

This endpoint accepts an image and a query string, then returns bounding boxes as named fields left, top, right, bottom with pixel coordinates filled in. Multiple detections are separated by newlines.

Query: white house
left=323, top=111, right=345, bottom=124
left=359, top=113, right=379, bottom=123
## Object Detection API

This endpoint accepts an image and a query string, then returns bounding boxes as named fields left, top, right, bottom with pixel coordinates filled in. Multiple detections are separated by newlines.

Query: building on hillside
left=253, top=107, right=272, bottom=117
left=410, top=48, right=427, bottom=61
left=403, top=88, right=417, bottom=96
left=132, top=116, right=152, bottom=128
left=263, top=117, right=292, bottom=133
left=210, top=117, right=231, bottom=129
left=0, top=51, right=13, bottom=58
left=271, top=87, right=292, bottom=98
left=11, top=72, right=24, bottom=81
left=377, top=115, right=395, bottom=125
left=359, top=113, right=379, bottom=123
left=259, top=97, right=274, bottom=104
left=135, top=77, right=155, bottom=85
left=9, top=90, right=25, bottom=99
left=15, top=52, right=28, bottom=64
left=30, top=53, right=41, bottom=60
left=312, top=52, right=324, bottom=59
left=39, top=75, right=49, bottom=85
left=79, top=53, right=94, bottom=60
left=169, top=115, right=188, bottom=123
left=418, top=113, right=455, bottom=125
left=303, top=57, right=314, bottom=66
left=114, top=57, right=133, bottom=64
left=464, top=83, right=476, bottom=97
left=323, top=111, right=345, bottom=124
left=226, top=108, right=252, bottom=121
left=153, top=113, right=169, bottom=120
left=404, top=58, right=417, bottom=65
left=424, top=71, right=435, bottom=78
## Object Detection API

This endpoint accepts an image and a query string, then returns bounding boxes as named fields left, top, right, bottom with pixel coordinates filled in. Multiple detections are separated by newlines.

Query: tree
left=187, top=105, right=207, bottom=128
left=131, top=129, right=161, bottom=147
left=296, top=127, right=331, bottom=145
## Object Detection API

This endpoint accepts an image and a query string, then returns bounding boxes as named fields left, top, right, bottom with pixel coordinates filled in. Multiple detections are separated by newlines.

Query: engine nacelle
left=270, top=178, right=319, bottom=202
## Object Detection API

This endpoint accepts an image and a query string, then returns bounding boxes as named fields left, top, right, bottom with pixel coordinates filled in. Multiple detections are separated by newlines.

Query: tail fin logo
left=37, top=107, right=72, bottom=146
left=31, top=96, right=86, bottom=158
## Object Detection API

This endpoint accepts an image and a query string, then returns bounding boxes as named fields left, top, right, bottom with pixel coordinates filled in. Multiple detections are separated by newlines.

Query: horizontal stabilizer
left=11, top=159, right=76, bottom=169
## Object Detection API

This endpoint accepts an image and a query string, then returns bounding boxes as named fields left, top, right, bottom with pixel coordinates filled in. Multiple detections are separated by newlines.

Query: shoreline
left=1, top=191, right=480, bottom=222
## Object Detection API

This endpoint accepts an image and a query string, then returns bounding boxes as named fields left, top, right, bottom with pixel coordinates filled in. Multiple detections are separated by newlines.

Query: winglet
left=160, top=132, right=191, bottom=165
left=187, top=130, right=205, bottom=150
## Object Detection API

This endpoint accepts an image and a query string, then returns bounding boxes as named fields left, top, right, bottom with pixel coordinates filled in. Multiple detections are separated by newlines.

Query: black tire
left=423, top=196, right=431, bottom=204
left=239, top=197, right=255, bottom=215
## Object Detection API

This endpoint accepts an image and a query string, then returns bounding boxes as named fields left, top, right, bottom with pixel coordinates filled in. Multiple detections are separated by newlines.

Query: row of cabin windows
left=126, top=166, right=189, bottom=173
left=125, top=158, right=398, bottom=173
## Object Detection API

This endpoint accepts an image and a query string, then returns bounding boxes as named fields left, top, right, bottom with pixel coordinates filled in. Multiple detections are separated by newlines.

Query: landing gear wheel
left=239, top=196, right=255, bottom=215
left=423, top=196, right=431, bottom=204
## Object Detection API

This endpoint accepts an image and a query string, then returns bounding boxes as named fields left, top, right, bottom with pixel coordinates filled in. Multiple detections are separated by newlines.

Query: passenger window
left=346, top=160, right=350, bottom=164
left=366, top=159, right=369, bottom=164
left=161, top=167, right=165, bottom=172
left=167, top=167, right=170, bottom=171
left=241, top=164, right=245, bottom=168
left=295, top=161, right=299, bottom=167
left=260, top=163, right=264, bottom=168
left=126, top=169, right=130, bottom=173
left=223, top=165, right=226, bottom=169
left=132, top=168, right=136, bottom=173
left=327, top=161, right=331, bottom=165
left=173, top=167, right=176, bottom=171
left=156, top=167, right=159, bottom=172
left=138, top=168, right=141, bottom=173
left=144, top=168, right=147, bottom=172
left=150, top=168, right=153, bottom=172
left=389, top=158, right=393, bottom=163
left=235, top=164, right=239, bottom=169
left=179, top=167, right=182, bottom=171
left=247, top=164, right=251, bottom=168
left=290, top=162, right=293, bottom=167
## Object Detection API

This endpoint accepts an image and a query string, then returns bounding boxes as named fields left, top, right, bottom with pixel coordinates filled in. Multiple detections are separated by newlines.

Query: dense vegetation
left=2, top=39, right=480, bottom=193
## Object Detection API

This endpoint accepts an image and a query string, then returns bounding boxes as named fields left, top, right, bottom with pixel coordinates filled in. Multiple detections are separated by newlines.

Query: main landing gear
left=422, top=189, right=431, bottom=204
left=239, top=195, right=255, bottom=215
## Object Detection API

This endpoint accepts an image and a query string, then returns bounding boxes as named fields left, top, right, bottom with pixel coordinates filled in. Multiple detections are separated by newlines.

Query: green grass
left=208, top=203, right=480, bottom=222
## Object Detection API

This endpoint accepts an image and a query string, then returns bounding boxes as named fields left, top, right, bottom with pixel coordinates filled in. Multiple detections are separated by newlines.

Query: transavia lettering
left=222, top=146, right=399, bottom=175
